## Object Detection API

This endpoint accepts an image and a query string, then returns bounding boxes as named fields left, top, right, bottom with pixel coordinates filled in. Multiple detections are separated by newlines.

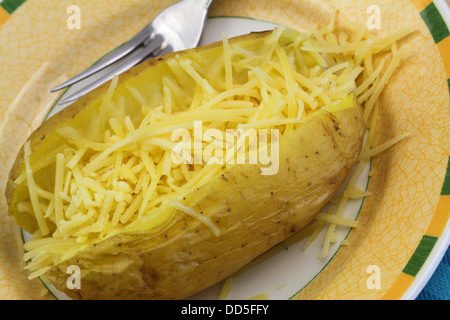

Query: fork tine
left=57, top=34, right=165, bottom=105
left=150, top=43, right=173, bottom=57
left=51, top=26, right=154, bottom=92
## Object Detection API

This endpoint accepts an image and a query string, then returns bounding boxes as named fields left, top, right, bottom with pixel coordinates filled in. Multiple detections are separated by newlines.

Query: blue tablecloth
left=416, top=244, right=450, bottom=300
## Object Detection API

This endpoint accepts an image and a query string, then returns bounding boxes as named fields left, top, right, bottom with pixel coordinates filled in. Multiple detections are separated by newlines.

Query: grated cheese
left=315, top=212, right=359, bottom=228
left=24, top=141, right=49, bottom=236
left=248, top=293, right=269, bottom=300
left=359, top=133, right=411, bottom=161
left=167, top=201, right=220, bottom=237
left=217, top=277, right=234, bottom=300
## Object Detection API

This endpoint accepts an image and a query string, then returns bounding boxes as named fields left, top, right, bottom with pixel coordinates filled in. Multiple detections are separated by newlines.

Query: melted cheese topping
left=16, top=20, right=414, bottom=279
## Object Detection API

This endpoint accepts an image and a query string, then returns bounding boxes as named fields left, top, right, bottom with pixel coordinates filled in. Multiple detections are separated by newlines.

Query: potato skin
left=6, top=30, right=365, bottom=300
left=6, top=31, right=272, bottom=233
left=45, top=105, right=364, bottom=300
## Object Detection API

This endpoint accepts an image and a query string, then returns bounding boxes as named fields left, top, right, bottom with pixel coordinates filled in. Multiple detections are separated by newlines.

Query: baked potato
left=6, top=27, right=365, bottom=299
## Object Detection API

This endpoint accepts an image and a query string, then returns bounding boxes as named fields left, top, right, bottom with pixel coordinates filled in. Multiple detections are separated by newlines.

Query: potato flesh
left=6, top=28, right=365, bottom=298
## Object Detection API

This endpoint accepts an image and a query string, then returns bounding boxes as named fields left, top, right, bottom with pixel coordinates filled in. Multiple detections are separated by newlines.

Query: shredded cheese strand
left=24, top=141, right=49, bottom=236
left=358, top=133, right=410, bottom=161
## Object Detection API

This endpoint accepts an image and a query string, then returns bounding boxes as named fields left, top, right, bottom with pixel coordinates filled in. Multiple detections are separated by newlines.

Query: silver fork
left=52, top=0, right=214, bottom=105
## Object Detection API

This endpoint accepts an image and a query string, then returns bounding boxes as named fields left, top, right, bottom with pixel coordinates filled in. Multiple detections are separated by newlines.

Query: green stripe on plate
left=442, top=157, right=450, bottom=195
left=0, top=0, right=26, bottom=14
left=420, top=2, right=450, bottom=44
left=402, top=235, right=438, bottom=277
left=447, top=78, right=450, bottom=96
